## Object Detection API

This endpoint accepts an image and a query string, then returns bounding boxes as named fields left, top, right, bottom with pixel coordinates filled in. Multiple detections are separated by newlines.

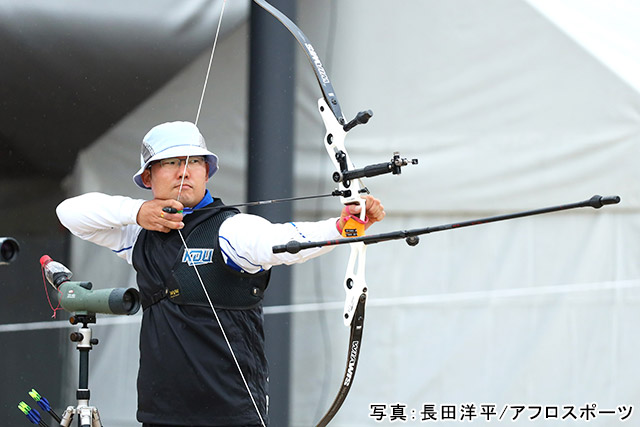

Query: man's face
left=141, top=156, right=210, bottom=207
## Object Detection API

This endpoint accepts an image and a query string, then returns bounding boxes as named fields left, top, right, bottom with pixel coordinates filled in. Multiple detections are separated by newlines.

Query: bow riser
left=319, top=98, right=362, bottom=206
left=319, top=97, right=369, bottom=326
left=342, top=241, right=367, bottom=326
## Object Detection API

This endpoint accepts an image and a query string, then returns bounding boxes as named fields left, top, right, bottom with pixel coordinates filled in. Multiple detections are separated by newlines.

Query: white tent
left=63, top=1, right=640, bottom=425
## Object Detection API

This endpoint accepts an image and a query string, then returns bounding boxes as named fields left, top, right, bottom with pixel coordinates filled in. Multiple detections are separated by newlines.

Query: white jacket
left=56, top=192, right=341, bottom=274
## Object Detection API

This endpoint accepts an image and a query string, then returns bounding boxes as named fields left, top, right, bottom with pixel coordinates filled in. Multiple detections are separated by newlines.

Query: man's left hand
left=337, top=195, right=385, bottom=233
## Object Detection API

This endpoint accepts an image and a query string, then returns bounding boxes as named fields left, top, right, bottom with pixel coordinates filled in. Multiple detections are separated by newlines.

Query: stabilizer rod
left=273, top=195, right=621, bottom=254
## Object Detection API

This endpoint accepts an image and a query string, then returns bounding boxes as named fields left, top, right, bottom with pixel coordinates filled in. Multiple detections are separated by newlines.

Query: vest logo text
left=182, top=248, right=214, bottom=266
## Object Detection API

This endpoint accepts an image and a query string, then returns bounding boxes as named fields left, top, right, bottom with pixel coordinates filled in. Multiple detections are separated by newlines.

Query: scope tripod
left=59, top=314, right=103, bottom=427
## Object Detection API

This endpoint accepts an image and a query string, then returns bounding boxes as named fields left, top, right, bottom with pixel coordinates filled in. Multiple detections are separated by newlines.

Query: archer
left=56, top=121, right=384, bottom=427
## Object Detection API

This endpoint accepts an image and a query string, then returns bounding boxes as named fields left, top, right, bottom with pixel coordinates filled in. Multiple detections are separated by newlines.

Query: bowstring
left=195, top=0, right=227, bottom=127
left=177, top=1, right=267, bottom=425
left=176, top=232, right=266, bottom=426
left=313, top=0, right=338, bottom=420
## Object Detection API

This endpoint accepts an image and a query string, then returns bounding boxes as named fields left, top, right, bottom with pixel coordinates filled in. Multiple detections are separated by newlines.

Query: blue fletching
left=36, top=396, right=52, bottom=412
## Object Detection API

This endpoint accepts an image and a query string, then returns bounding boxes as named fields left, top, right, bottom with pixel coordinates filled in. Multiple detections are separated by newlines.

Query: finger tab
left=341, top=216, right=366, bottom=238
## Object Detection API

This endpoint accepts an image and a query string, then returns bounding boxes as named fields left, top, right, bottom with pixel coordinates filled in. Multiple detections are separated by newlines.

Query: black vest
left=133, top=200, right=271, bottom=310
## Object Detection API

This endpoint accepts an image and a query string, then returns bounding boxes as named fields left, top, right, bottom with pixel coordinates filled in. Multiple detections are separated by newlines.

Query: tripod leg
left=59, top=406, right=74, bottom=426
left=79, top=406, right=93, bottom=427
left=91, top=408, right=103, bottom=427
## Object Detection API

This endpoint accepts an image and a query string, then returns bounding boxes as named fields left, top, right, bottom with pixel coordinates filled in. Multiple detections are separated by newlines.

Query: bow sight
left=332, top=151, right=419, bottom=188
left=325, top=109, right=419, bottom=188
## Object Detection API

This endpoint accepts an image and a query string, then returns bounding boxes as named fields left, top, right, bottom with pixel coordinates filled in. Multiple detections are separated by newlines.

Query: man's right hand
left=137, top=199, right=185, bottom=233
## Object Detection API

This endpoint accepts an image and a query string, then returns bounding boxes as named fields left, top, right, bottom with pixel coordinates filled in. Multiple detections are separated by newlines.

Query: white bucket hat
left=132, top=121, right=219, bottom=189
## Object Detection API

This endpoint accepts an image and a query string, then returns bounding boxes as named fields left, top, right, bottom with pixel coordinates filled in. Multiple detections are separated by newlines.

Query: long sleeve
left=218, top=213, right=341, bottom=273
left=56, top=192, right=145, bottom=263
left=57, top=192, right=342, bottom=271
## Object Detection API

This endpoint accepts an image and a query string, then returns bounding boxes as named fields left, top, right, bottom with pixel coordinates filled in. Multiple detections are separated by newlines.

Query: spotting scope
left=40, top=255, right=140, bottom=315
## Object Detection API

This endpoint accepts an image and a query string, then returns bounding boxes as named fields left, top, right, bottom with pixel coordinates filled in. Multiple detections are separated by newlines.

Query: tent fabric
left=63, top=1, right=639, bottom=426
